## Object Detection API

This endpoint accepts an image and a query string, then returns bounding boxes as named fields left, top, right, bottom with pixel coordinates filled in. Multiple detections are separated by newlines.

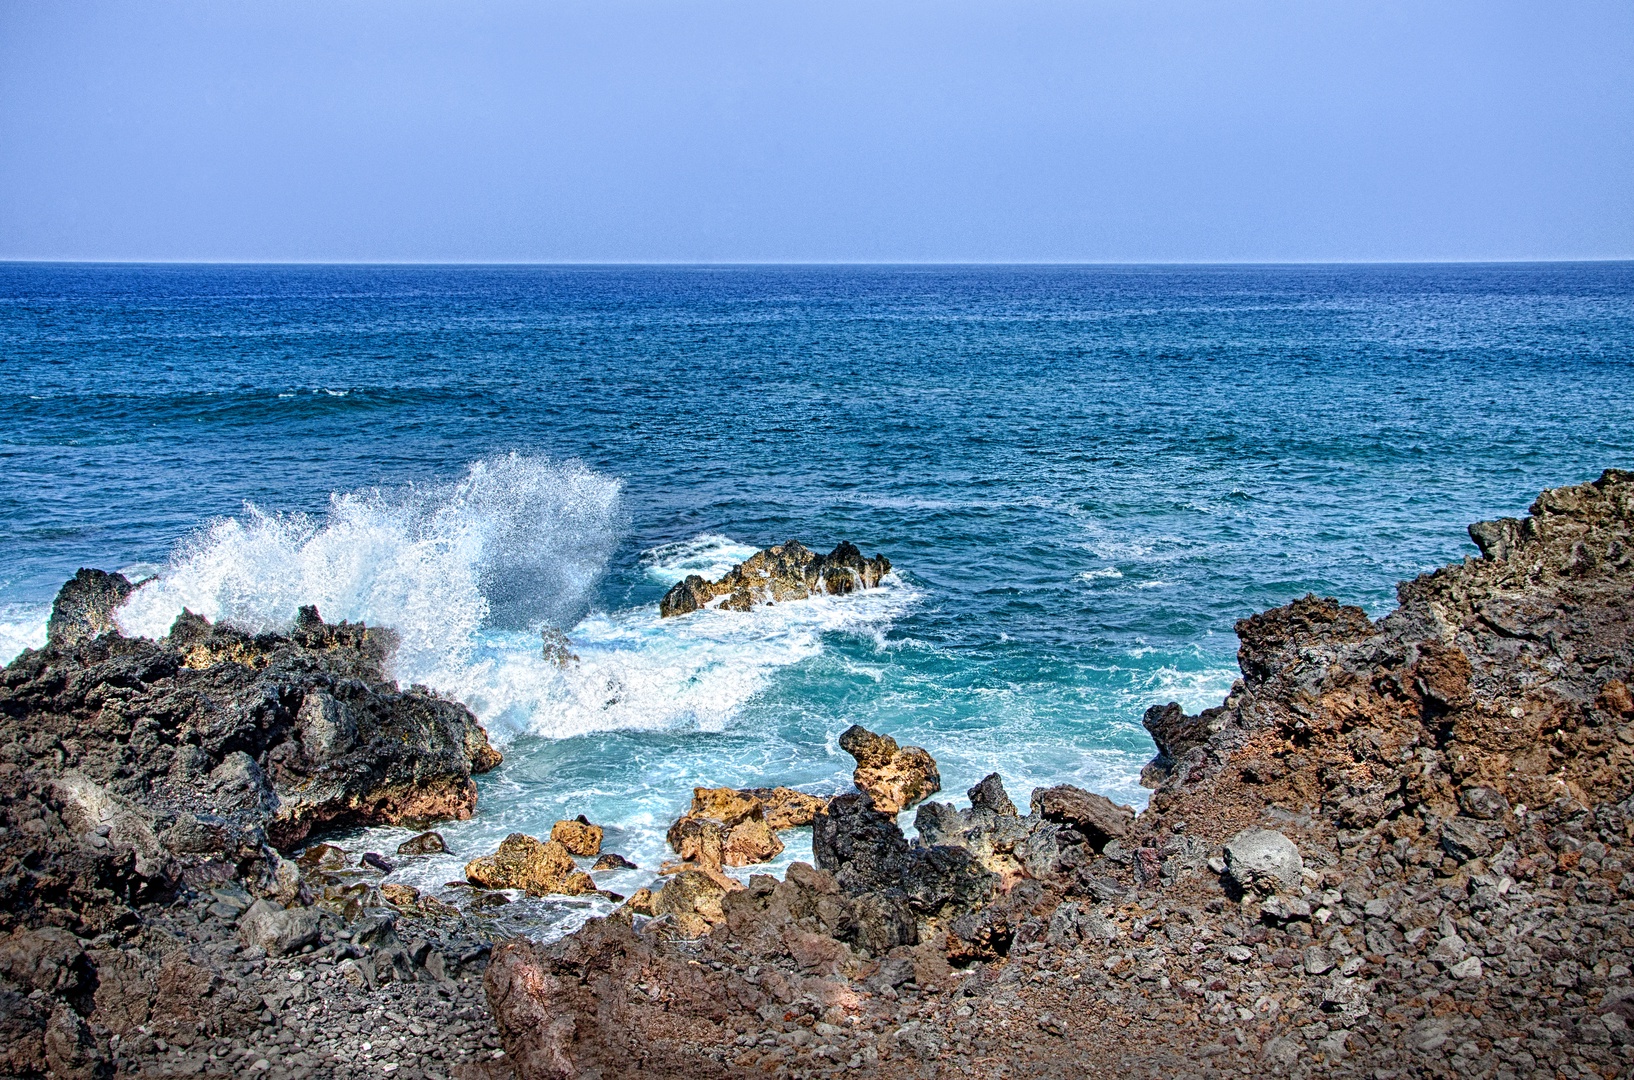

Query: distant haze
left=1, top=1, right=1630, bottom=263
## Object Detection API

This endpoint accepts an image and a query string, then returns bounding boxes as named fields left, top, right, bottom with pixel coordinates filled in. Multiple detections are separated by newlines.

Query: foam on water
left=0, top=603, right=48, bottom=666
left=109, top=460, right=916, bottom=746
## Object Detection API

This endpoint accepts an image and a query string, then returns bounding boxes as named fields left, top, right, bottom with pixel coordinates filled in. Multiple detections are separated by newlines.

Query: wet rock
left=549, top=816, right=603, bottom=857
left=295, top=843, right=351, bottom=871
left=45, top=567, right=135, bottom=648
left=592, top=852, right=637, bottom=872
left=1223, top=829, right=1303, bottom=893
left=380, top=883, right=420, bottom=908
left=839, top=724, right=941, bottom=814
left=1028, top=784, right=1134, bottom=850
left=658, top=540, right=891, bottom=617
left=361, top=851, right=395, bottom=873
left=236, top=899, right=320, bottom=957
left=739, top=786, right=830, bottom=829
left=666, top=789, right=785, bottom=869
left=464, top=834, right=594, bottom=896
left=397, top=830, right=448, bottom=856
left=539, top=627, right=578, bottom=666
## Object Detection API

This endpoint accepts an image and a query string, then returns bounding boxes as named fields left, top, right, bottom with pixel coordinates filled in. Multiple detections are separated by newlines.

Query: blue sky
left=1, top=1, right=1630, bottom=262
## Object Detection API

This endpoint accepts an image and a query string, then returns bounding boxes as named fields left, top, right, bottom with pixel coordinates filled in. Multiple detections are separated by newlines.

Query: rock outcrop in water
left=840, top=724, right=941, bottom=814
left=658, top=540, right=891, bottom=617
left=483, top=470, right=1634, bottom=1080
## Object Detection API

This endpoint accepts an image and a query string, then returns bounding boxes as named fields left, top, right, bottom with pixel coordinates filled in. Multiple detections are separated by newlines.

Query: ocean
left=3, top=262, right=1631, bottom=936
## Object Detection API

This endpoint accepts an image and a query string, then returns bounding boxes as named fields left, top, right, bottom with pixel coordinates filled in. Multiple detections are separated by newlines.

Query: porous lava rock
left=839, top=724, right=941, bottom=814
left=549, top=816, right=603, bottom=857
left=464, top=834, right=594, bottom=897
left=658, top=540, right=891, bottom=617
left=483, top=470, right=1634, bottom=1080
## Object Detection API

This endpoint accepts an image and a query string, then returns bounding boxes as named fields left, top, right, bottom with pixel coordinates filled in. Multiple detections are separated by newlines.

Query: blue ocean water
left=3, top=263, right=1632, bottom=931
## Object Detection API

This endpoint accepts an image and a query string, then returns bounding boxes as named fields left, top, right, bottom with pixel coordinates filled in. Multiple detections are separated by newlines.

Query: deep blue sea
left=3, top=263, right=1631, bottom=935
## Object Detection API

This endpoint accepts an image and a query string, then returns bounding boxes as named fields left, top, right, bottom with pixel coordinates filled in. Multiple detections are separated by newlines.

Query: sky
left=0, top=1, right=1630, bottom=263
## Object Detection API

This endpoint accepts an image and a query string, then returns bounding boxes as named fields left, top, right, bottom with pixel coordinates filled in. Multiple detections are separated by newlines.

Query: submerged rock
left=397, top=830, right=448, bottom=856
left=839, top=724, right=941, bottom=814
left=657, top=540, right=891, bottom=617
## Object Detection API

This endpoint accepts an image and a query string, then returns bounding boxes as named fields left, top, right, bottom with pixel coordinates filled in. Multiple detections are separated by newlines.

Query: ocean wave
left=0, top=603, right=49, bottom=667
left=111, top=470, right=914, bottom=744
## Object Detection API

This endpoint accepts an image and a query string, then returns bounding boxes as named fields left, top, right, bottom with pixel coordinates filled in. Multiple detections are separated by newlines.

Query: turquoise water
left=3, top=263, right=1632, bottom=931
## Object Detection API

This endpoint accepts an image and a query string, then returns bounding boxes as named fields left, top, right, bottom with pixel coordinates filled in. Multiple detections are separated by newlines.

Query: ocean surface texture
left=3, top=263, right=1631, bottom=933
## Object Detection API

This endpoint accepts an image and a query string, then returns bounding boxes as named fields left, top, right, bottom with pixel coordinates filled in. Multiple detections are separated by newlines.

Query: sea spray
left=116, top=454, right=624, bottom=703
left=111, top=464, right=918, bottom=743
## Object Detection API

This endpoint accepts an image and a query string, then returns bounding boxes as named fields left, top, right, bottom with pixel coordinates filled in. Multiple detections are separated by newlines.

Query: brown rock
left=592, top=852, right=637, bottom=872
left=397, top=831, right=448, bottom=856
left=379, top=883, right=420, bottom=908
left=741, top=786, right=830, bottom=829
left=1029, top=785, right=1134, bottom=849
left=666, top=789, right=787, bottom=868
left=658, top=540, right=891, bottom=617
left=549, top=817, right=603, bottom=857
left=464, top=834, right=580, bottom=896
left=653, top=869, right=732, bottom=935
left=839, top=724, right=941, bottom=814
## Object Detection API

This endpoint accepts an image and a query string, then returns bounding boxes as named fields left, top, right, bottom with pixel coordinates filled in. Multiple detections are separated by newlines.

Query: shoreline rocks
left=840, top=724, right=941, bottom=814
left=482, top=470, right=1634, bottom=1080
left=658, top=540, right=892, bottom=617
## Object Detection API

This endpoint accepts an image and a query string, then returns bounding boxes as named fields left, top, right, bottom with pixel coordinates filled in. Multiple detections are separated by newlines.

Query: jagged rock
left=549, top=816, right=603, bottom=857
left=657, top=540, right=891, bottom=617
left=1223, top=829, right=1303, bottom=894
left=539, top=627, right=578, bottom=666
left=0, top=928, right=89, bottom=995
left=653, top=869, right=733, bottom=936
left=592, top=852, right=637, bottom=872
left=464, top=834, right=594, bottom=896
left=1458, top=785, right=1510, bottom=821
left=739, top=786, right=830, bottom=829
left=236, top=899, right=320, bottom=957
left=397, top=831, right=448, bottom=856
left=666, top=788, right=785, bottom=869
left=1439, top=817, right=1494, bottom=863
left=913, top=774, right=1031, bottom=876
left=46, top=569, right=136, bottom=649
left=813, top=793, right=994, bottom=918
left=1029, top=785, right=1134, bottom=850
left=838, top=724, right=940, bottom=814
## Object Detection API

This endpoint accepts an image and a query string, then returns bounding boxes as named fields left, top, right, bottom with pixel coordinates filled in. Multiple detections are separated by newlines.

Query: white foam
left=112, top=465, right=914, bottom=745
left=1078, top=567, right=1123, bottom=581
left=0, top=603, right=48, bottom=666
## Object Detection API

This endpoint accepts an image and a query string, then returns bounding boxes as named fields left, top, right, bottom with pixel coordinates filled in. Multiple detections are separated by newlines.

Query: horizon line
left=3, top=257, right=1632, bottom=268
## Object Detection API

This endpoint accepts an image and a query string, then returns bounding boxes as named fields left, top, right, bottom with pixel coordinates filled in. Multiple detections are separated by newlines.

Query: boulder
left=397, top=831, right=448, bottom=856
left=45, top=568, right=135, bottom=648
left=1028, top=785, right=1134, bottom=850
left=237, top=899, right=320, bottom=957
left=658, top=540, right=891, bottom=617
left=1222, top=829, right=1303, bottom=894
left=913, top=774, right=1030, bottom=876
left=465, top=834, right=593, bottom=896
left=296, top=843, right=352, bottom=871
left=666, top=789, right=786, bottom=869
left=653, top=870, right=732, bottom=937
left=839, top=724, right=941, bottom=814
left=549, top=817, right=603, bottom=857
left=0, top=928, right=89, bottom=996
left=813, top=793, right=994, bottom=918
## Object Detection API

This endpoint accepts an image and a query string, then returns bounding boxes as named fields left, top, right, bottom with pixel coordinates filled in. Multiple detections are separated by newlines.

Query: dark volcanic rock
left=1028, top=784, right=1134, bottom=850
left=45, top=568, right=135, bottom=649
left=658, top=539, right=891, bottom=617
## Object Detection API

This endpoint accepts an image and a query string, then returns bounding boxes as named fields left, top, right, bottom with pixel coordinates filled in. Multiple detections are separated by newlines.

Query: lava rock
left=1223, top=829, right=1303, bottom=893
left=838, top=725, right=941, bottom=814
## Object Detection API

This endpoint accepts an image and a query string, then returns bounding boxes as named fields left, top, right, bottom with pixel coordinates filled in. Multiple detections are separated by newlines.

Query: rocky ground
left=485, top=470, right=1634, bottom=1079
left=5, top=477, right=1634, bottom=1079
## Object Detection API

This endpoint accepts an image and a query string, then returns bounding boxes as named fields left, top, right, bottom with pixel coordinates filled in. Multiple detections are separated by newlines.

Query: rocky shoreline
left=5, top=475, right=1634, bottom=1078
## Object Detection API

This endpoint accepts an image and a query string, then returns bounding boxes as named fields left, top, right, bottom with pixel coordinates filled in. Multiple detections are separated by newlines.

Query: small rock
left=362, top=852, right=396, bottom=873
left=397, top=831, right=448, bottom=856
left=1223, top=829, right=1303, bottom=893
left=1457, top=786, right=1510, bottom=821
left=593, top=853, right=638, bottom=872
left=296, top=844, right=351, bottom=872
left=1303, top=946, right=1335, bottom=975
left=1448, top=956, right=1483, bottom=980
left=464, top=834, right=592, bottom=896
left=1438, top=818, right=1492, bottom=863
left=237, top=900, right=320, bottom=958
left=379, top=884, right=420, bottom=909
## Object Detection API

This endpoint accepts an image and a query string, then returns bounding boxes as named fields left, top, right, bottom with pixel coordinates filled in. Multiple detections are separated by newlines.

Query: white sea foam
left=112, top=460, right=914, bottom=744
left=0, top=603, right=49, bottom=666
left=1078, top=566, right=1123, bottom=581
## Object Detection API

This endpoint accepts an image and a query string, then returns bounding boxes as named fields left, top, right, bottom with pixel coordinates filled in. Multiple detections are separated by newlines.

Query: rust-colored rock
left=658, top=540, right=891, bottom=617
left=838, top=724, right=941, bottom=814
left=665, top=787, right=788, bottom=869
left=548, top=817, right=603, bottom=857
left=464, top=834, right=583, bottom=896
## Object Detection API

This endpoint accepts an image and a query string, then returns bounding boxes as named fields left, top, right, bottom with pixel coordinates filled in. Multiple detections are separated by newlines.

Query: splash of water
left=116, top=454, right=624, bottom=692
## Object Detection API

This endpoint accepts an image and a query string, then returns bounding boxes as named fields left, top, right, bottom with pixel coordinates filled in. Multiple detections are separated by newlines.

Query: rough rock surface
left=547, top=817, right=602, bottom=858
left=464, top=835, right=595, bottom=897
left=839, top=725, right=942, bottom=815
left=658, top=541, right=892, bottom=617
left=0, top=573, right=514, bottom=1080
left=483, top=470, right=1634, bottom=1080
left=663, top=786, right=835, bottom=873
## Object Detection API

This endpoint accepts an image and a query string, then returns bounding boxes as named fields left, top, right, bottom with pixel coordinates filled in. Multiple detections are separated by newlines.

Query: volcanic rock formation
left=658, top=540, right=891, bottom=617
left=483, top=470, right=1634, bottom=1080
